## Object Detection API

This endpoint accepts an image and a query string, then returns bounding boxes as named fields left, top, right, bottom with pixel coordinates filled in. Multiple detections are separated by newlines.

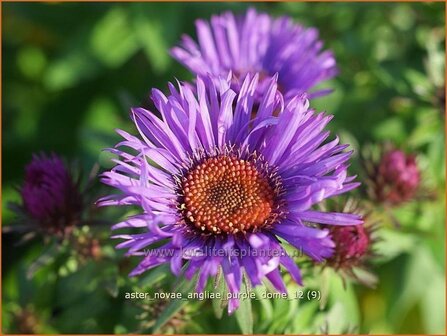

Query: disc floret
left=177, top=149, right=285, bottom=235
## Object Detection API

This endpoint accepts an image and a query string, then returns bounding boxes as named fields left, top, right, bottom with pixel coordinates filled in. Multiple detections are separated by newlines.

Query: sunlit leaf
left=234, top=277, right=253, bottom=335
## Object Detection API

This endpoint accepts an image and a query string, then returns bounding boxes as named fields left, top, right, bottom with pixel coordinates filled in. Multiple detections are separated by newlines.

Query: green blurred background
left=2, top=2, right=445, bottom=334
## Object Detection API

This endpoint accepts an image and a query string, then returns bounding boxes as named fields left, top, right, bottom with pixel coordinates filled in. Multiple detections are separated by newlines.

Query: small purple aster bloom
left=100, top=74, right=361, bottom=314
left=20, top=154, right=83, bottom=236
left=171, top=9, right=337, bottom=101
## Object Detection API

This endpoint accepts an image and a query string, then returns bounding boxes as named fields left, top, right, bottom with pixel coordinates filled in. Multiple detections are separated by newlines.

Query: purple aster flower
left=171, top=9, right=337, bottom=101
left=99, top=74, right=361, bottom=314
left=18, top=153, right=83, bottom=236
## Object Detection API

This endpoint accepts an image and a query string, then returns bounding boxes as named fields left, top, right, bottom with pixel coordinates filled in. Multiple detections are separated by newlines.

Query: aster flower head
left=327, top=225, right=369, bottom=268
left=326, top=220, right=378, bottom=288
left=18, top=153, right=83, bottom=236
left=378, top=149, right=420, bottom=204
left=323, top=199, right=377, bottom=287
left=363, top=146, right=421, bottom=205
left=100, top=73, right=361, bottom=314
left=171, top=8, right=337, bottom=101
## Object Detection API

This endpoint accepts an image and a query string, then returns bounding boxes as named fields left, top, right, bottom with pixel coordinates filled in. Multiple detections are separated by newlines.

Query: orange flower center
left=181, top=155, right=274, bottom=234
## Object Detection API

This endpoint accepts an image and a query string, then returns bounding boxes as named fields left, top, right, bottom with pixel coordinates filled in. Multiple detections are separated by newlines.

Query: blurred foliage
left=2, top=2, right=445, bottom=334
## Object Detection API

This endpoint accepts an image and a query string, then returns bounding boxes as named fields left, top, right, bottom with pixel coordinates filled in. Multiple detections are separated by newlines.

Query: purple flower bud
left=327, top=225, right=370, bottom=269
left=377, top=150, right=420, bottom=204
left=20, top=154, right=82, bottom=235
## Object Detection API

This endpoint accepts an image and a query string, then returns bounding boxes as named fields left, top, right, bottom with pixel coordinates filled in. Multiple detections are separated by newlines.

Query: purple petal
left=299, top=210, right=364, bottom=226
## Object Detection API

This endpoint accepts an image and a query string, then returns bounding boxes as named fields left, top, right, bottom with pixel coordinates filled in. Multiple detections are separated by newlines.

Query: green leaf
left=375, top=227, right=417, bottom=262
left=133, top=12, right=170, bottom=73
left=43, top=50, right=97, bottom=91
left=328, top=276, right=360, bottom=328
left=152, top=298, right=189, bottom=334
left=290, top=301, right=319, bottom=333
left=138, top=264, right=168, bottom=287
left=113, top=325, right=128, bottom=334
left=404, top=69, right=432, bottom=97
left=212, top=270, right=227, bottom=319
left=17, top=47, right=47, bottom=80
left=420, top=271, right=446, bottom=334
left=90, top=8, right=139, bottom=68
left=315, top=302, right=346, bottom=334
left=104, top=278, right=119, bottom=298
left=152, top=275, right=195, bottom=333
left=254, top=286, right=273, bottom=324
left=234, top=277, right=253, bottom=335
left=390, top=245, right=441, bottom=327
left=373, top=117, right=407, bottom=143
